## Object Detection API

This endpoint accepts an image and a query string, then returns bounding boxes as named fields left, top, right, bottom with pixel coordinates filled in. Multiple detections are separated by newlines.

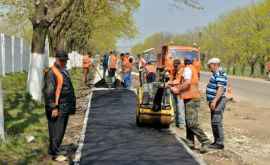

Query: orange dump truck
left=157, top=45, right=201, bottom=77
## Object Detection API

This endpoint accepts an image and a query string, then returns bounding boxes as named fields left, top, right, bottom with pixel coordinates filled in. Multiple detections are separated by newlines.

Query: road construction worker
left=43, top=50, right=76, bottom=161
left=170, top=57, right=210, bottom=153
left=142, top=61, right=157, bottom=104
left=108, top=51, right=118, bottom=86
left=193, top=57, right=201, bottom=79
left=206, top=58, right=228, bottom=150
left=82, top=52, right=93, bottom=84
left=168, top=59, right=185, bottom=128
left=121, top=53, right=133, bottom=89
left=102, top=53, right=109, bottom=79
left=138, top=54, right=146, bottom=85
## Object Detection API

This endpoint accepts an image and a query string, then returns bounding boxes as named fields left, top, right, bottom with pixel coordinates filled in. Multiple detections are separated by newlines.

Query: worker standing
left=193, top=57, right=201, bottom=79
left=102, top=53, right=109, bottom=79
left=82, top=52, right=93, bottom=85
left=206, top=58, right=227, bottom=150
left=170, top=57, right=210, bottom=153
left=108, top=51, right=118, bottom=87
left=168, top=59, right=185, bottom=129
left=138, top=54, right=146, bottom=85
left=43, top=50, right=76, bottom=161
left=121, top=53, right=133, bottom=89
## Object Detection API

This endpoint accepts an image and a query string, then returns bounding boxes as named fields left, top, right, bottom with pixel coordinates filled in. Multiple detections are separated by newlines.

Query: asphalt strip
left=75, top=89, right=204, bottom=165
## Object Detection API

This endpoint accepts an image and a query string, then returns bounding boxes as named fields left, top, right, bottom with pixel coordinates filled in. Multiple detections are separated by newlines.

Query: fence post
left=20, top=38, right=24, bottom=72
left=1, top=34, right=5, bottom=76
left=0, top=80, right=4, bottom=141
left=11, top=36, right=15, bottom=73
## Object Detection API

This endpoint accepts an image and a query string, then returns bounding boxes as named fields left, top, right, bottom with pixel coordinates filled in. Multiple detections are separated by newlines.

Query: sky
left=117, top=0, right=261, bottom=52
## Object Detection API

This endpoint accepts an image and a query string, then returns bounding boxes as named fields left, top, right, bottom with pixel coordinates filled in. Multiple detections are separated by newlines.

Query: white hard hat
left=207, top=58, right=221, bottom=65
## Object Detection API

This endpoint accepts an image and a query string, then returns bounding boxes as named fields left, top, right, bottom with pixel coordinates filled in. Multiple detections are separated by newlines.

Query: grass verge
left=0, top=68, right=83, bottom=164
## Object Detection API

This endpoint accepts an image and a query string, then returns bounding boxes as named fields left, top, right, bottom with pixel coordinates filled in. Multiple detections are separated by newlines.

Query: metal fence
left=0, top=33, right=83, bottom=76
left=0, top=33, right=31, bottom=76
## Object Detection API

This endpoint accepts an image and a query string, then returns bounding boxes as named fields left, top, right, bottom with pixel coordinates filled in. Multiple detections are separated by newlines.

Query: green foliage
left=0, top=69, right=82, bottom=164
left=66, top=0, right=140, bottom=53
left=132, top=0, right=270, bottom=77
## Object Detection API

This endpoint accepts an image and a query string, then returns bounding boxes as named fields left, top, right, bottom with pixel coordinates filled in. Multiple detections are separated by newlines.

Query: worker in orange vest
left=121, top=53, right=133, bottom=88
left=193, top=57, right=201, bottom=79
left=170, top=57, right=210, bottom=153
left=108, top=51, right=118, bottom=86
left=142, top=60, right=157, bottom=104
left=82, top=52, right=93, bottom=85
left=43, top=50, right=76, bottom=161
left=167, top=59, right=185, bottom=128
left=138, top=54, right=146, bottom=85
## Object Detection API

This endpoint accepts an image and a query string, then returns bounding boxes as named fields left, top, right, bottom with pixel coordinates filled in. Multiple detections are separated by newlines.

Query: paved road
left=201, top=72, right=270, bottom=109
left=78, top=89, right=200, bottom=165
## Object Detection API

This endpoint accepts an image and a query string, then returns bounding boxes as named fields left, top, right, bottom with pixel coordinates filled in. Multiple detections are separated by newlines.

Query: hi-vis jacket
left=43, top=63, right=76, bottom=115
left=181, top=65, right=200, bottom=100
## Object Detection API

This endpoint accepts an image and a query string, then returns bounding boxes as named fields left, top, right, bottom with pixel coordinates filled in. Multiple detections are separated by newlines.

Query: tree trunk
left=27, top=24, right=49, bottom=102
left=241, top=64, right=246, bottom=75
left=259, top=62, right=265, bottom=76
left=250, top=63, right=256, bottom=76
left=232, top=65, right=236, bottom=75
left=48, top=30, right=66, bottom=57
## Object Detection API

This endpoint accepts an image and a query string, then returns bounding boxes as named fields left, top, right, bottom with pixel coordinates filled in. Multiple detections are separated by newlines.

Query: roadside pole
left=0, top=80, right=4, bottom=141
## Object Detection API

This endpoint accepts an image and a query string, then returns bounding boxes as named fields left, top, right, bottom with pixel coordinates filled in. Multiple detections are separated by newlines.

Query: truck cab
left=158, top=45, right=201, bottom=73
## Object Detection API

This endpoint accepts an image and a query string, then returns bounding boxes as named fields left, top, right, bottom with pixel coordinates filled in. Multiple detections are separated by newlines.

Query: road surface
left=201, top=72, right=270, bottom=109
left=77, top=89, right=200, bottom=165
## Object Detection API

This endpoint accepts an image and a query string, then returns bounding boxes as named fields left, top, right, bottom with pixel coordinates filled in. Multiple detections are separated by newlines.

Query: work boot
left=208, top=144, right=224, bottom=150
left=200, top=143, right=210, bottom=154
left=182, top=139, right=195, bottom=150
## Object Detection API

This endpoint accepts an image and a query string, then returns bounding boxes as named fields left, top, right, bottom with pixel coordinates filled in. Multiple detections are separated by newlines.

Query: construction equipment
left=136, top=68, right=175, bottom=128
left=136, top=45, right=199, bottom=128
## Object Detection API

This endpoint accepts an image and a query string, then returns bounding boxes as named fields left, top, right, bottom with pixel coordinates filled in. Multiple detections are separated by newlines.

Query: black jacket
left=43, top=63, right=76, bottom=115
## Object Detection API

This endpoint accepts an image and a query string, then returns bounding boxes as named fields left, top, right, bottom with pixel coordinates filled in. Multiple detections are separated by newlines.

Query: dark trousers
left=211, top=97, right=226, bottom=145
left=184, top=100, right=209, bottom=145
left=47, top=113, right=69, bottom=156
left=103, top=66, right=107, bottom=79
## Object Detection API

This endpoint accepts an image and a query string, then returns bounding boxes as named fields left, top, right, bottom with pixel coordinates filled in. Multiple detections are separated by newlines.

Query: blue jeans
left=123, top=72, right=132, bottom=89
left=173, top=95, right=186, bottom=126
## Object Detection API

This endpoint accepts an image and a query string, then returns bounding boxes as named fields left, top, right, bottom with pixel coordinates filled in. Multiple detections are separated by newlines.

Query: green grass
left=0, top=69, right=83, bottom=164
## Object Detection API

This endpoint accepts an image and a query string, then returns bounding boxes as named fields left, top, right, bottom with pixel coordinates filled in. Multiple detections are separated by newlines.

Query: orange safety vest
left=181, top=65, right=201, bottom=100
left=51, top=65, right=64, bottom=105
left=122, top=56, right=132, bottom=73
left=109, top=55, right=117, bottom=69
left=193, top=60, right=201, bottom=73
left=165, top=57, right=174, bottom=75
left=82, top=56, right=92, bottom=68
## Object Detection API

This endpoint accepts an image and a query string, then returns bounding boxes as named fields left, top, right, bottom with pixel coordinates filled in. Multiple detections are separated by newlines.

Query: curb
left=170, top=127, right=207, bottom=165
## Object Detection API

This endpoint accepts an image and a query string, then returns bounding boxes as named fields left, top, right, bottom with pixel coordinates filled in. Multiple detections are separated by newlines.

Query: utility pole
left=0, top=80, right=4, bottom=141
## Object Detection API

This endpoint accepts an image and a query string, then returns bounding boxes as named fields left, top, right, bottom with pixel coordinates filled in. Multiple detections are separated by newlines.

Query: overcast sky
left=117, top=0, right=261, bottom=52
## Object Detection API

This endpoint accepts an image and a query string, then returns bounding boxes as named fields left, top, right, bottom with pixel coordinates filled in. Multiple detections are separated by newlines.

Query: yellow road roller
left=136, top=82, right=175, bottom=128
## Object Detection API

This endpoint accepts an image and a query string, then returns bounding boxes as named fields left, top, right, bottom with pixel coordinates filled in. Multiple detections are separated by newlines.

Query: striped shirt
left=206, top=69, right=228, bottom=102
